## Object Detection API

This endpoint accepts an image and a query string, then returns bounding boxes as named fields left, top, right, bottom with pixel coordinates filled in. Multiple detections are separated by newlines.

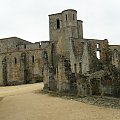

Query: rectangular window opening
left=66, top=14, right=67, bottom=21
left=57, top=19, right=60, bottom=29
left=74, top=64, right=77, bottom=73
left=73, top=14, right=75, bottom=20
left=96, top=43, right=100, bottom=48
left=32, top=56, right=34, bottom=63
left=24, top=44, right=26, bottom=49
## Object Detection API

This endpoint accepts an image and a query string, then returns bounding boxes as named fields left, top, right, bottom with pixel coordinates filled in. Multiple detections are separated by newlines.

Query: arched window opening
left=57, top=19, right=60, bottom=29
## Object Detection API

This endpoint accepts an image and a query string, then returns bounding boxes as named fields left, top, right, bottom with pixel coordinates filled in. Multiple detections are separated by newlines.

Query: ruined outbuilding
left=0, top=9, right=120, bottom=97
left=42, top=9, right=120, bottom=97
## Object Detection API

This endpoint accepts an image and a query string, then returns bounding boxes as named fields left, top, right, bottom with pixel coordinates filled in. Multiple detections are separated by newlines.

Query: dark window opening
left=81, top=42, right=84, bottom=44
left=79, top=62, right=82, bottom=73
left=15, top=58, right=17, bottom=64
left=73, top=14, right=75, bottom=20
left=57, top=19, right=60, bottom=29
left=74, top=64, right=77, bottom=73
left=32, top=56, right=34, bottom=63
left=66, top=14, right=67, bottom=21
left=24, top=44, right=26, bottom=49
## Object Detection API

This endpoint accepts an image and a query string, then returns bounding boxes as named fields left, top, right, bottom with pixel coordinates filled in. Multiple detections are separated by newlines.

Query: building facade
left=0, top=37, right=43, bottom=85
left=42, top=9, right=120, bottom=97
left=0, top=9, right=120, bottom=97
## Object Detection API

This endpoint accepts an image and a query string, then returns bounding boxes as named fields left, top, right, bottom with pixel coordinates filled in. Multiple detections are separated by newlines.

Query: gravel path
left=0, top=83, right=120, bottom=120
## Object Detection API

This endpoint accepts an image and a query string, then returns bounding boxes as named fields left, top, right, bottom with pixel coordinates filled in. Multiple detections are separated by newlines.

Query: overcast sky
left=0, top=0, right=119, bottom=45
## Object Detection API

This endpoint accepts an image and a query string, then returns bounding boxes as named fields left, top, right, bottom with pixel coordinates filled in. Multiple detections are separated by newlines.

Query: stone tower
left=49, top=9, right=83, bottom=57
left=49, top=9, right=83, bottom=41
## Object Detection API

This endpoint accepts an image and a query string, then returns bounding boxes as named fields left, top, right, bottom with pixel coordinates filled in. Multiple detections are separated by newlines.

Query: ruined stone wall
left=69, top=39, right=82, bottom=74
left=75, top=39, right=120, bottom=97
left=56, top=57, right=70, bottom=91
left=82, top=39, right=109, bottom=73
left=81, top=41, right=90, bottom=74
left=41, top=39, right=77, bottom=92
left=0, top=37, right=31, bottom=53
left=68, top=38, right=109, bottom=75
left=41, top=41, right=56, bottom=65
left=25, top=50, right=43, bottom=84
left=109, top=45, right=120, bottom=68
left=42, top=9, right=120, bottom=97
left=0, top=39, right=43, bottom=86
left=41, top=41, right=58, bottom=91
left=110, top=45, right=120, bottom=51
left=0, top=9, right=118, bottom=97
left=87, top=39, right=109, bottom=61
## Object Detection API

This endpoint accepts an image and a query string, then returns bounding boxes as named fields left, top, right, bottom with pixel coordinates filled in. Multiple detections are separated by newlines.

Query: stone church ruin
left=0, top=9, right=120, bottom=97
left=0, top=37, right=43, bottom=85
left=42, top=9, right=120, bottom=97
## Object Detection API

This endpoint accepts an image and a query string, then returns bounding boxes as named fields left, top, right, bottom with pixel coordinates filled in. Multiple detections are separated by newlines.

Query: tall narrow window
left=79, top=62, right=82, bottom=73
left=74, top=64, right=77, bottom=73
left=96, top=51, right=101, bottom=59
left=73, top=14, right=75, bottom=20
left=57, top=19, right=60, bottom=29
left=15, top=57, right=17, bottom=64
left=96, top=43, right=100, bottom=48
left=66, top=14, right=67, bottom=21
left=32, top=56, right=34, bottom=63
left=24, top=44, right=26, bottom=49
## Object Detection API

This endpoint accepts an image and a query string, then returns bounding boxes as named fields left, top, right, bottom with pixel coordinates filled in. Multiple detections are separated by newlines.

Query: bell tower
left=49, top=9, right=83, bottom=57
left=49, top=9, right=83, bottom=42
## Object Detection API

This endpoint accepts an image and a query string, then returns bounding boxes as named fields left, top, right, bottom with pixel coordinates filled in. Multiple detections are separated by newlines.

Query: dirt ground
left=0, top=83, right=120, bottom=120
